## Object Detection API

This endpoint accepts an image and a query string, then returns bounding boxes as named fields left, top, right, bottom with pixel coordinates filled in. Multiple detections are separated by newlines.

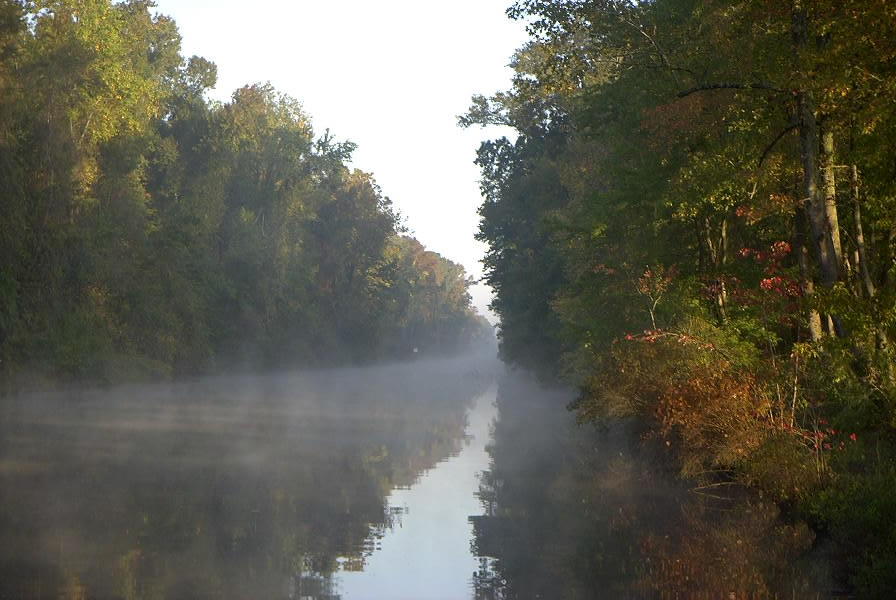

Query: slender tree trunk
left=720, top=217, right=729, bottom=265
left=888, top=228, right=896, bottom=290
left=799, top=99, right=840, bottom=289
left=793, top=2, right=844, bottom=336
left=819, top=127, right=848, bottom=336
left=702, top=217, right=728, bottom=322
left=852, top=165, right=876, bottom=298
left=718, top=217, right=728, bottom=319
left=820, top=126, right=843, bottom=271
left=796, top=209, right=823, bottom=341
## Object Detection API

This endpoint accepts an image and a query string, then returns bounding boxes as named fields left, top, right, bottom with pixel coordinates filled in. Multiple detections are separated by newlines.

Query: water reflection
left=471, top=374, right=833, bottom=600
left=337, top=385, right=496, bottom=599
left=0, top=356, right=495, bottom=600
left=1, top=363, right=836, bottom=599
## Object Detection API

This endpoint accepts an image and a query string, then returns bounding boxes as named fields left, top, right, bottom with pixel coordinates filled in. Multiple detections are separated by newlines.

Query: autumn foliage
left=470, top=0, right=896, bottom=592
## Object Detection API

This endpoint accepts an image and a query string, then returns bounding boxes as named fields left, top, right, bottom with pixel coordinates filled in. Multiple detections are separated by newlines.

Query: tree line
left=0, top=0, right=490, bottom=389
left=466, top=0, right=896, bottom=594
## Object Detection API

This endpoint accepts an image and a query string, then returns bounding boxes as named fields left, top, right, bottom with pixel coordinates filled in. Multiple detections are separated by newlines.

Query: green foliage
left=809, top=455, right=896, bottom=599
left=468, top=130, right=575, bottom=377
left=469, top=0, right=896, bottom=591
left=0, top=0, right=488, bottom=389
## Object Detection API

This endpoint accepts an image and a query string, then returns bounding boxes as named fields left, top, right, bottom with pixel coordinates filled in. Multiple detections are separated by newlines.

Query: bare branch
left=677, top=82, right=787, bottom=98
left=747, top=123, right=798, bottom=202
left=758, top=123, right=798, bottom=169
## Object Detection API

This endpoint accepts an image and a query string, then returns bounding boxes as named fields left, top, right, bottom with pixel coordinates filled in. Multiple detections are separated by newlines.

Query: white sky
left=152, top=0, right=528, bottom=322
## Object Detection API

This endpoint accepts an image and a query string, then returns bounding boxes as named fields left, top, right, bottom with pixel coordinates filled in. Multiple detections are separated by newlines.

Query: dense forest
left=0, top=1, right=491, bottom=390
left=467, top=0, right=896, bottom=595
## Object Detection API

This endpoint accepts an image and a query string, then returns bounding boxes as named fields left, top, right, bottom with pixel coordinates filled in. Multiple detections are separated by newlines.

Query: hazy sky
left=152, top=0, right=528, bottom=322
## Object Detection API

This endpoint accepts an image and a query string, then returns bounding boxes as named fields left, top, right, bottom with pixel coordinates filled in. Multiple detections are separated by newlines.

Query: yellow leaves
left=73, top=156, right=100, bottom=193
left=29, top=0, right=164, bottom=148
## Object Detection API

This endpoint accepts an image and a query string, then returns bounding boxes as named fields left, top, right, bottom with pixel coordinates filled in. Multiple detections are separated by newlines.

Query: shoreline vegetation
left=474, top=373, right=836, bottom=598
left=468, top=1, right=896, bottom=596
left=0, top=1, right=492, bottom=394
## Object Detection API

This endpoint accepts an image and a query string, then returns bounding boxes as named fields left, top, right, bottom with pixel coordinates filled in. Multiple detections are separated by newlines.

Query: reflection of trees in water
left=635, top=499, right=822, bottom=599
left=472, top=556, right=506, bottom=600
left=472, top=374, right=831, bottom=599
left=293, top=571, right=340, bottom=600
left=0, top=357, right=494, bottom=600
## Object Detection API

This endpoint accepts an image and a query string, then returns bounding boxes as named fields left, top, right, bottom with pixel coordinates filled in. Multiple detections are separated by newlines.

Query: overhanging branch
left=758, top=123, right=799, bottom=168
left=677, top=82, right=787, bottom=98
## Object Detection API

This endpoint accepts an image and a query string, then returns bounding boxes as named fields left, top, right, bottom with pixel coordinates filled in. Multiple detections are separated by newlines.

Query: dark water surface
left=0, top=357, right=832, bottom=599
left=471, top=375, right=833, bottom=600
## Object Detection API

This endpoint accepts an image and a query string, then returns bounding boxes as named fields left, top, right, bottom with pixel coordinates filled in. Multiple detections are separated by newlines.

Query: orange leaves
left=653, top=363, right=768, bottom=473
left=623, top=328, right=715, bottom=351
left=602, top=324, right=811, bottom=482
left=596, top=325, right=768, bottom=475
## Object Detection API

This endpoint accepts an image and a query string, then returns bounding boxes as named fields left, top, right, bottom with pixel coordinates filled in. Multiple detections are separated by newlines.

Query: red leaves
left=785, top=422, right=860, bottom=454
left=739, top=241, right=790, bottom=267
left=770, top=241, right=792, bottom=260
left=736, top=241, right=801, bottom=300
left=759, top=276, right=801, bottom=297
left=637, top=265, right=677, bottom=297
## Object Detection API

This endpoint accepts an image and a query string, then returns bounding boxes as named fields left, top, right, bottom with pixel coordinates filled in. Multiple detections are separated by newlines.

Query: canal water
left=0, top=355, right=831, bottom=599
left=337, top=385, right=495, bottom=599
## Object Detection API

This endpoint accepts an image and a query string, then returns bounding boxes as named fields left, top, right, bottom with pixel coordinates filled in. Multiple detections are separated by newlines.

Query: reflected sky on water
left=337, top=386, right=495, bottom=599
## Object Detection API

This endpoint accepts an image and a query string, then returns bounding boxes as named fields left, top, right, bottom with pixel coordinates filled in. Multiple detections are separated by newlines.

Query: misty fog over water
left=1, top=354, right=831, bottom=599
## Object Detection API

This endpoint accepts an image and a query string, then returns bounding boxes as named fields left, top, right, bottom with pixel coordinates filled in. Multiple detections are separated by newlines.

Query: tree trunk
left=793, top=2, right=844, bottom=336
left=820, top=126, right=843, bottom=270
left=852, top=165, right=876, bottom=298
left=702, top=217, right=728, bottom=322
left=818, top=126, right=848, bottom=336
left=796, top=209, right=823, bottom=342
left=799, top=99, right=840, bottom=289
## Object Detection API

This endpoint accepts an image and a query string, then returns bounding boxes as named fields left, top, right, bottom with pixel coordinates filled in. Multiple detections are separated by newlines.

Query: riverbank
left=467, top=1, right=896, bottom=594
left=473, top=372, right=835, bottom=598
